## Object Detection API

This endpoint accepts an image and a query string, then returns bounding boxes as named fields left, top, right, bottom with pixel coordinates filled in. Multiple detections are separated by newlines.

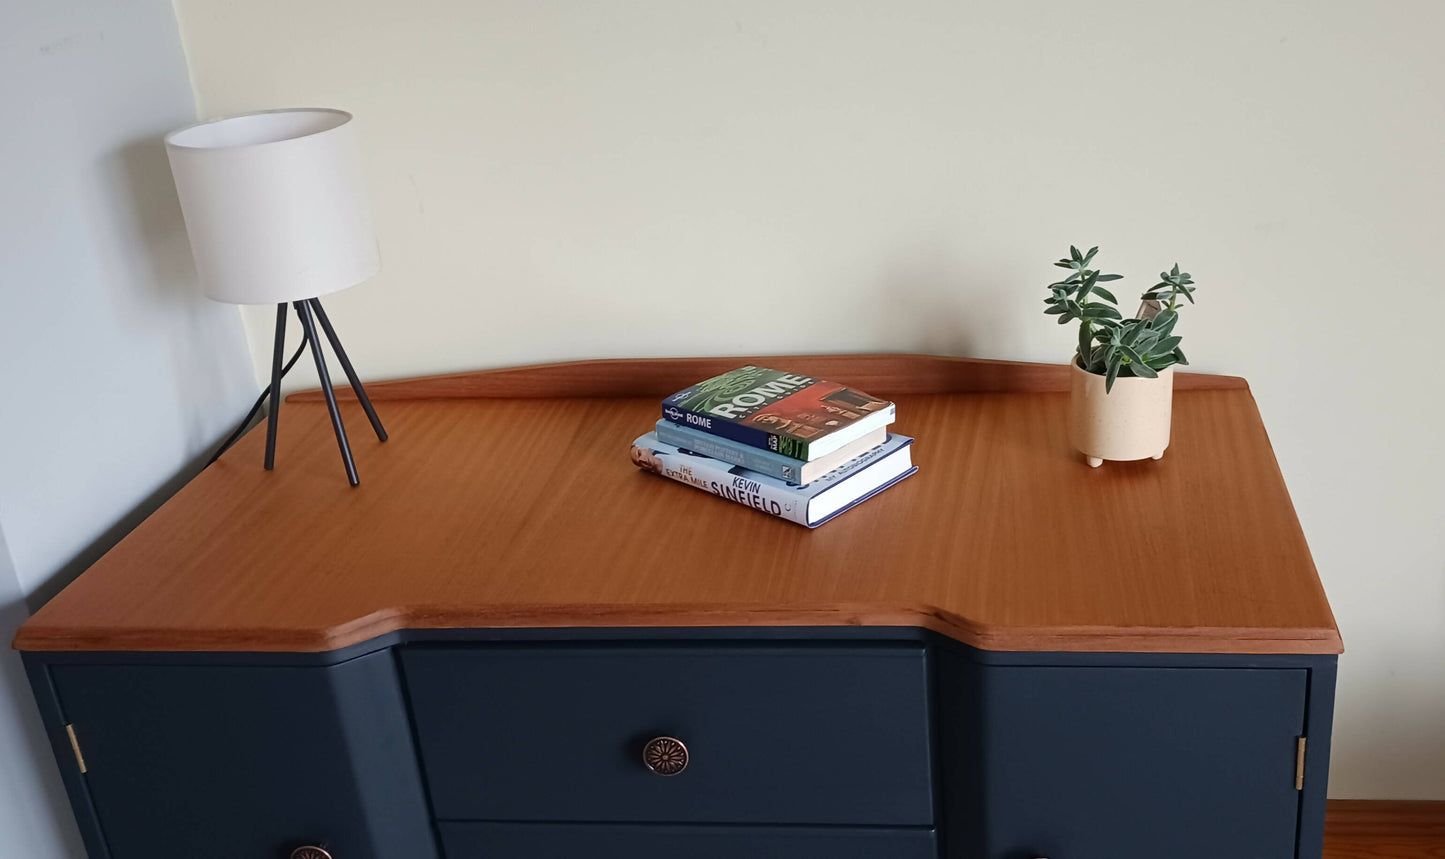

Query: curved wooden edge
left=287, top=353, right=1249, bottom=403
left=13, top=603, right=1343, bottom=655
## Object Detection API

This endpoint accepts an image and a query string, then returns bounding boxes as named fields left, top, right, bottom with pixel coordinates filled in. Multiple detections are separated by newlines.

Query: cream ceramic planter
left=1068, top=361, right=1174, bottom=467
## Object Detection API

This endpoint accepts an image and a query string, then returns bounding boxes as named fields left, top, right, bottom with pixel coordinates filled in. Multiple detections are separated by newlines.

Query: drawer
left=402, top=644, right=933, bottom=825
left=439, top=822, right=937, bottom=858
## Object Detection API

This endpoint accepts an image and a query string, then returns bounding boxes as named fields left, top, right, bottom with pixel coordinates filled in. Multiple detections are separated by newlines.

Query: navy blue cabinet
left=939, top=651, right=1320, bottom=859
left=36, top=650, right=435, bottom=859
left=25, top=632, right=1335, bottom=859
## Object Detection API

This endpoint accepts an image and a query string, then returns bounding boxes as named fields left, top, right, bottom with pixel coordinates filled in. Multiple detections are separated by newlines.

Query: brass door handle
left=642, top=736, right=688, bottom=776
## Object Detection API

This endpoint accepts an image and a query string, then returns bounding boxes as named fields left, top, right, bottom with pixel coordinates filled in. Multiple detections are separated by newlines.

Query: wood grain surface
left=14, top=355, right=1339, bottom=654
left=1326, top=801, right=1445, bottom=859
left=286, top=353, right=1248, bottom=402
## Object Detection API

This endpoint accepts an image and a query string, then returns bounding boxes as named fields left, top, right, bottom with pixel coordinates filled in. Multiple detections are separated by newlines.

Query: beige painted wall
left=173, top=0, right=1444, bottom=798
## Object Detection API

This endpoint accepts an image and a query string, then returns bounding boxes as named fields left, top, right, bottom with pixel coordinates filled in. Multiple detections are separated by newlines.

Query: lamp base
left=265, top=297, right=387, bottom=486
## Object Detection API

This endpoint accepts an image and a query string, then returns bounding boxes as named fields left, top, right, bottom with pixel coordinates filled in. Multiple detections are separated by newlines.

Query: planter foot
left=1086, top=456, right=1103, bottom=468
left=1152, top=452, right=1164, bottom=460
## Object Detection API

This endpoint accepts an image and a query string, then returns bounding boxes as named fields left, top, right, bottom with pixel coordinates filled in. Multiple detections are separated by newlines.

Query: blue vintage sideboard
left=15, top=355, right=1342, bottom=859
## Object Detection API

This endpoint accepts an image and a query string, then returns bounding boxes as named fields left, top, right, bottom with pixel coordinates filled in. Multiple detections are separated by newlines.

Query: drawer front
left=402, top=644, right=933, bottom=825
left=439, top=822, right=937, bottom=859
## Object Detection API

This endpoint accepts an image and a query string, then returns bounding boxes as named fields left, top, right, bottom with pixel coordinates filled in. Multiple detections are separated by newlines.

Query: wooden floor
left=1325, top=801, right=1445, bottom=858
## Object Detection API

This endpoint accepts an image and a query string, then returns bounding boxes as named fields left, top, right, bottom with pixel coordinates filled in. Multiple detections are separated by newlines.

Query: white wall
left=1, top=2, right=257, bottom=855
left=0, top=528, right=83, bottom=858
left=172, top=0, right=1445, bottom=799
left=1, top=0, right=257, bottom=602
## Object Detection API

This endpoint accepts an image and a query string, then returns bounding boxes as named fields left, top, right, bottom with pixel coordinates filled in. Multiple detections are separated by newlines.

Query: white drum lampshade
left=165, top=108, right=388, bottom=487
left=165, top=108, right=379, bottom=305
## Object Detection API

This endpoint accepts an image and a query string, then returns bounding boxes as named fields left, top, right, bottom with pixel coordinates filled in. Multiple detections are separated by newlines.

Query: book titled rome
left=661, top=366, right=895, bottom=461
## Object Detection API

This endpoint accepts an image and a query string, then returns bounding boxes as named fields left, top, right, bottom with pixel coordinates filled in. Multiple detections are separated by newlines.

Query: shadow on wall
left=14, top=133, right=257, bottom=612
left=100, top=134, right=258, bottom=456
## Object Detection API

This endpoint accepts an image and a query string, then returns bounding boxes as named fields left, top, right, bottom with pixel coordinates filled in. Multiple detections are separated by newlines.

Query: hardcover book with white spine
left=655, top=420, right=888, bottom=485
left=629, top=432, right=916, bottom=528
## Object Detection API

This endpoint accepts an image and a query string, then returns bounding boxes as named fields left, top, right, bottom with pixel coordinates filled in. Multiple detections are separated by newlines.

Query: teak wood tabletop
left=13, top=355, right=1341, bottom=655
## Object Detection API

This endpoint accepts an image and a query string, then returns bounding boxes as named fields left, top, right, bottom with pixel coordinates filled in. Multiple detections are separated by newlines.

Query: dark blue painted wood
left=1295, top=658, right=1337, bottom=859
left=22, top=656, right=112, bottom=859
left=402, top=643, right=935, bottom=826
left=438, top=822, right=937, bottom=858
left=48, top=650, right=437, bottom=859
left=23, top=630, right=1336, bottom=859
left=940, top=650, right=1310, bottom=859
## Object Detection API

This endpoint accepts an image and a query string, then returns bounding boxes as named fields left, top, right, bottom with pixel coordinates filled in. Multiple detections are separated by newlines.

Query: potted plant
left=1043, top=246, right=1198, bottom=467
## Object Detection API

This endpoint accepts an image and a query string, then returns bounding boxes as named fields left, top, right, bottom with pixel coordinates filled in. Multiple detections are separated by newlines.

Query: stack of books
left=629, top=366, right=917, bottom=527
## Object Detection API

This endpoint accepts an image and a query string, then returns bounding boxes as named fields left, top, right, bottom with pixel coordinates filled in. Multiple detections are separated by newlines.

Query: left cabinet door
left=44, top=650, right=436, bottom=859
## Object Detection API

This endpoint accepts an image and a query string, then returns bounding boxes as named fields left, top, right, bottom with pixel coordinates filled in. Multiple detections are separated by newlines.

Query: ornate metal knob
left=642, top=736, right=688, bottom=775
left=291, top=847, right=332, bottom=859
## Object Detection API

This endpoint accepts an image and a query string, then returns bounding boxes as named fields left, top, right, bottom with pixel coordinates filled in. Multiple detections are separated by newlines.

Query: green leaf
left=1055, top=261, right=1074, bottom=269
left=1083, top=246, right=1099, bottom=266
left=1130, top=361, right=1159, bottom=379
left=1153, top=335, right=1182, bottom=354
left=1173, top=347, right=1189, bottom=365
left=1081, top=304, right=1122, bottom=320
left=1171, top=263, right=1180, bottom=276
left=1070, top=245, right=1082, bottom=262
left=1120, top=345, right=1146, bottom=365
left=1095, top=273, right=1124, bottom=282
left=1090, top=286, right=1118, bottom=303
left=1105, top=360, right=1121, bottom=393
left=1044, top=304, right=1068, bottom=315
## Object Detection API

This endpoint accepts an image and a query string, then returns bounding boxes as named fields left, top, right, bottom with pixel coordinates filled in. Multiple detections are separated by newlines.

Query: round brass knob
left=642, top=736, right=688, bottom=776
left=291, top=847, right=332, bottom=859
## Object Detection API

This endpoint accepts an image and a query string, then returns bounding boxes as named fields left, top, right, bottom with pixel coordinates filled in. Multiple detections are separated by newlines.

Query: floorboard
left=1325, top=801, right=1445, bottom=859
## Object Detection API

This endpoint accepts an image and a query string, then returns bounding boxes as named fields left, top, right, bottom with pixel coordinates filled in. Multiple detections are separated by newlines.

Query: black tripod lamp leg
left=308, top=298, right=388, bottom=442
left=264, top=303, right=287, bottom=470
left=293, top=300, right=360, bottom=486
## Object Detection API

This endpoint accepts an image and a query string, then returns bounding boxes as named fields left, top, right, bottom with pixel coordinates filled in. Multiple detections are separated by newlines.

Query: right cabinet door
left=971, top=664, right=1307, bottom=859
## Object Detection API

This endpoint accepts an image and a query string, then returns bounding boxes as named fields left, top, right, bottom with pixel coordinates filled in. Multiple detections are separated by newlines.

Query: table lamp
left=165, top=108, right=387, bottom=486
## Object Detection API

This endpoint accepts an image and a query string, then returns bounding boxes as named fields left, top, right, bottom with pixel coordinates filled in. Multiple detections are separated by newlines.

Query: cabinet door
left=48, top=651, right=435, bottom=859
left=951, top=661, right=1307, bottom=859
